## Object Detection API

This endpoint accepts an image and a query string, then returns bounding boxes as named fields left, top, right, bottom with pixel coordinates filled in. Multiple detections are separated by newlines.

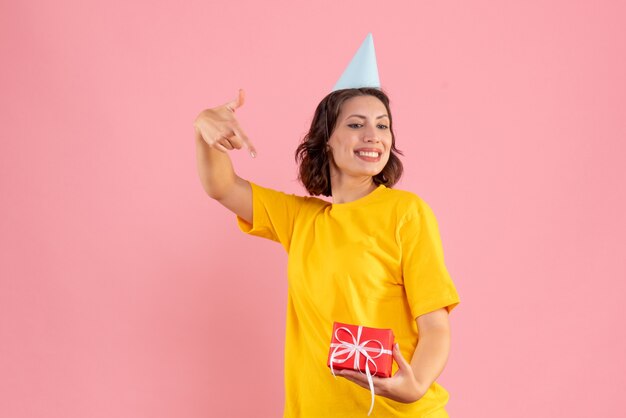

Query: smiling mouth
left=355, top=151, right=381, bottom=158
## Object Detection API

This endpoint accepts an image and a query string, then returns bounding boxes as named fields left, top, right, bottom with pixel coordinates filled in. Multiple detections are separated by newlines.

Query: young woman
left=194, top=87, right=460, bottom=417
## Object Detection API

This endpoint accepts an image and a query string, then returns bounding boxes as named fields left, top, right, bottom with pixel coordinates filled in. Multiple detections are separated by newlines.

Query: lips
left=354, top=148, right=383, bottom=162
left=356, top=151, right=379, bottom=158
left=354, top=148, right=383, bottom=160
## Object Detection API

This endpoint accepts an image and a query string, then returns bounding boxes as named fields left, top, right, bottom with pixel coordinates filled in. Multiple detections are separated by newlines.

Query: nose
left=363, top=125, right=380, bottom=143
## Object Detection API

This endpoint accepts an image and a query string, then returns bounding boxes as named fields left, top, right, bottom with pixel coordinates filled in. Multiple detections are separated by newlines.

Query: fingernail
left=395, top=343, right=400, bottom=350
left=250, top=151, right=256, bottom=158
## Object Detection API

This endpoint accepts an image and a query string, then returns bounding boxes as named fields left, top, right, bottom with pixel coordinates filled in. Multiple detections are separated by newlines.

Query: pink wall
left=1, top=1, right=625, bottom=417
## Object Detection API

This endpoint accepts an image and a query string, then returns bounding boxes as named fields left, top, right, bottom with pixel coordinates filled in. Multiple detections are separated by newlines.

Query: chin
left=363, top=169, right=384, bottom=178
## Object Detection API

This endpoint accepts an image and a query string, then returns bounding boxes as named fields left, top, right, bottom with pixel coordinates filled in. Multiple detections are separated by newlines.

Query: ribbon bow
left=329, top=326, right=393, bottom=416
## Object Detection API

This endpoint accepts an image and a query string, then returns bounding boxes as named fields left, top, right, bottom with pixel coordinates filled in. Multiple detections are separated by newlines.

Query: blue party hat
left=332, top=33, right=381, bottom=91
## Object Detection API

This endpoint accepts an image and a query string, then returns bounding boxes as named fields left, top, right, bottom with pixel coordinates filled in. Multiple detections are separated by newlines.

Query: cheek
left=384, top=138, right=392, bottom=149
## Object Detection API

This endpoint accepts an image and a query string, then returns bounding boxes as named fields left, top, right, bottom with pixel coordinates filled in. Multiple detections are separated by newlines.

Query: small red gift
left=327, top=322, right=395, bottom=378
left=327, top=322, right=395, bottom=415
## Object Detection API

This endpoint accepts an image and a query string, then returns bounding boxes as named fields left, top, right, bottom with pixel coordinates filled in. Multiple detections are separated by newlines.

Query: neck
left=330, top=173, right=378, bottom=204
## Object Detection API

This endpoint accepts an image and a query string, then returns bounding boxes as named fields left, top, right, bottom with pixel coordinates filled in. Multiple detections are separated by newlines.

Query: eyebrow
left=345, top=114, right=390, bottom=120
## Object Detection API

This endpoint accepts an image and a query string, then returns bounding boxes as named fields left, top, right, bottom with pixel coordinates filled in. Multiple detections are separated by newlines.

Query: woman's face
left=327, top=95, right=392, bottom=181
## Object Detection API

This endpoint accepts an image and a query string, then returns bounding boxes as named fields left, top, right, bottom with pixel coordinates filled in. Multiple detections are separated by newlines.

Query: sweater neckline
left=330, top=184, right=387, bottom=210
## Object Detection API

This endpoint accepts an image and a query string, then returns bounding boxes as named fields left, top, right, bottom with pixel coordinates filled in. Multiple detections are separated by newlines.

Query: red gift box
left=327, top=322, right=395, bottom=378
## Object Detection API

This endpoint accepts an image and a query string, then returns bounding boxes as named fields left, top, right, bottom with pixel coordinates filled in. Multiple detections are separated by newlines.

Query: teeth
left=357, top=151, right=379, bottom=158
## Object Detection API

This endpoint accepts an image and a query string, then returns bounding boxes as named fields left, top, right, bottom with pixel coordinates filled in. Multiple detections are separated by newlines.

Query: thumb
left=225, top=89, right=245, bottom=112
left=393, top=343, right=412, bottom=373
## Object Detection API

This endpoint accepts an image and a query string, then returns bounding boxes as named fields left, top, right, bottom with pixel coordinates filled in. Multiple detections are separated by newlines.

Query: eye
left=377, top=124, right=389, bottom=130
left=348, top=123, right=363, bottom=129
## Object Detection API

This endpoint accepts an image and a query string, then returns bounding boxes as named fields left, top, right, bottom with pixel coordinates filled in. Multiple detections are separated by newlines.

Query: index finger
left=232, top=123, right=257, bottom=158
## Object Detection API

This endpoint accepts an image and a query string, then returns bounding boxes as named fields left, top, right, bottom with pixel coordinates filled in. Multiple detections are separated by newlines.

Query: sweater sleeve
left=236, top=182, right=306, bottom=252
left=398, top=198, right=460, bottom=319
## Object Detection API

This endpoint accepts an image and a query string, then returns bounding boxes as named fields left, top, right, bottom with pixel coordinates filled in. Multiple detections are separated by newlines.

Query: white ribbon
left=329, top=326, right=393, bottom=416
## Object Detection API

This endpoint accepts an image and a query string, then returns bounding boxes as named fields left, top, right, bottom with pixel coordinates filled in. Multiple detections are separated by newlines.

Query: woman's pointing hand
left=193, top=89, right=257, bottom=158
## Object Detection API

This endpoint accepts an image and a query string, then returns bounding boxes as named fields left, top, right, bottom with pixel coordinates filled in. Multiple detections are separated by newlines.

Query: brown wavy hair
left=295, top=88, right=403, bottom=197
